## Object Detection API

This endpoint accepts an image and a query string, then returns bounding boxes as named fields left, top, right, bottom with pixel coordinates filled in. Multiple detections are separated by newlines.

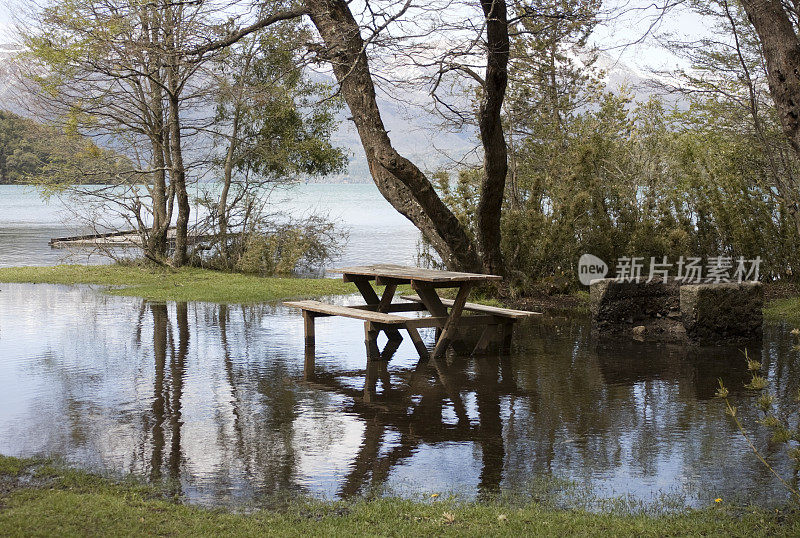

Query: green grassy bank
left=0, top=264, right=358, bottom=304
left=3, top=265, right=800, bottom=322
left=0, top=456, right=797, bottom=537
left=764, top=297, right=800, bottom=325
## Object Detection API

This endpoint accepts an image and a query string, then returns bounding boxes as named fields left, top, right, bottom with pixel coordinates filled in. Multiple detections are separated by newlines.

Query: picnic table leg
left=430, top=355, right=470, bottom=425
left=429, top=283, right=473, bottom=359
left=379, top=332, right=402, bottom=361
left=364, top=321, right=380, bottom=361
left=472, top=323, right=499, bottom=356
left=405, top=325, right=430, bottom=360
left=351, top=277, right=403, bottom=342
left=499, top=321, right=515, bottom=354
left=303, top=311, right=315, bottom=380
left=412, top=284, right=470, bottom=355
left=363, top=359, right=384, bottom=402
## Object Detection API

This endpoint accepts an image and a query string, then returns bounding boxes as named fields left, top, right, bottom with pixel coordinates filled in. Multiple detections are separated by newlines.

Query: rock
left=590, top=278, right=679, bottom=334
left=680, top=282, right=763, bottom=343
left=591, top=278, right=763, bottom=344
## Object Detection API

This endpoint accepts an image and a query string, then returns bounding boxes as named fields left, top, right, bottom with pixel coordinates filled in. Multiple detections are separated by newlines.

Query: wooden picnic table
left=330, top=264, right=502, bottom=358
left=284, top=264, right=538, bottom=366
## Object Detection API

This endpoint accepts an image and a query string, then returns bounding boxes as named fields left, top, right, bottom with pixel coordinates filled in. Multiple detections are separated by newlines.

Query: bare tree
left=19, top=0, right=238, bottom=266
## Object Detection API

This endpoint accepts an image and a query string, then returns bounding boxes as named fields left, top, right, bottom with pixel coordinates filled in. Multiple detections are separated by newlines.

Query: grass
left=0, top=456, right=797, bottom=537
left=0, top=264, right=370, bottom=304
left=764, top=297, right=800, bottom=325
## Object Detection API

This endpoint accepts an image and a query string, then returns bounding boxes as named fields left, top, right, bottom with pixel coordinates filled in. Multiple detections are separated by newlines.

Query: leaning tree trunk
left=476, top=0, right=510, bottom=276
left=306, top=0, right=482, bottom=272
left=739, top=0, right=800, bottom=155
left=739, top=0, right=800, bottom=241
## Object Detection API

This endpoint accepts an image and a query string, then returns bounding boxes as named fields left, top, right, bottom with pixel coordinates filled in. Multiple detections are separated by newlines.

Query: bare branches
left=190, top=6, right=310, bottom=57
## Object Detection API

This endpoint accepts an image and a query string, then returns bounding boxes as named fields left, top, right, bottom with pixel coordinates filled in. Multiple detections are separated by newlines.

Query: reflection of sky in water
left=0, top=283, right=798, bottom=508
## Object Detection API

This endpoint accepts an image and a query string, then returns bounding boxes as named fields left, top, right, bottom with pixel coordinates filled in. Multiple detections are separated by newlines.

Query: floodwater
left=0, top=282, right=797, bottom=508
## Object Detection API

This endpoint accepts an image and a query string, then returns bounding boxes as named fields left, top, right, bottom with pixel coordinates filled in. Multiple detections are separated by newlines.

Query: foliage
left=198, top=22, right=347, bottom=275
left=211, top=22, right=347, bottom=182
left=715, top=349, right=800, bottom=501
left=224, top=218, right=346, bottom=277
left=0, top=109, right=129, bottom=185
left=425, top=0, right=800, bottom=291
left=19, top=0, right=345, bottom=268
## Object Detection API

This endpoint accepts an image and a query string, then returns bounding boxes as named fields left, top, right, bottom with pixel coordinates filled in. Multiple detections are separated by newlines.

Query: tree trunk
left=219, top=107, right=238, bottom=261
left=739, top=0, right=800, bottom=155
left=139, top=4, right=171, bottom=262
left=305, top=0, right=481, bottom=272
left=165, top=5, right=189, bottom=267
left=167, top=90, right=189, bottom=267
left=476, top=0, right=510, bottom=276
left=738, top=0, right=800, bottom=243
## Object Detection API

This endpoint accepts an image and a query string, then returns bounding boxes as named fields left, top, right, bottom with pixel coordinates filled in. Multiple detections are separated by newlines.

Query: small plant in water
left=716, top=349, right=800, bottom=501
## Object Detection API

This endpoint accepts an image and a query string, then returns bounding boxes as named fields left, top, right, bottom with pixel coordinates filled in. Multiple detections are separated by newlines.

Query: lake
left=0, top=184, right=797, bottom=509
left=0, top=183, right=422, bottom=268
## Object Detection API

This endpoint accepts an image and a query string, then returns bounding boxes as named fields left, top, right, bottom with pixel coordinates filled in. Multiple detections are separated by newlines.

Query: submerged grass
left=0, top=456, right=797, bottom=537
left=0, top=264, right=369, bottom=304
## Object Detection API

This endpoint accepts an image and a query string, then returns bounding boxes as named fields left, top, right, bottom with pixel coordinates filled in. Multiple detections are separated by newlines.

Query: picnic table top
left=329, top=264, right=503, bottom=283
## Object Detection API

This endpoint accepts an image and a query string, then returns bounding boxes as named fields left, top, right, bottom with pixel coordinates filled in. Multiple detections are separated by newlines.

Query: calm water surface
left=0, top=184, right=421, bottom=268
left=0, top=283, right=797, bottom=508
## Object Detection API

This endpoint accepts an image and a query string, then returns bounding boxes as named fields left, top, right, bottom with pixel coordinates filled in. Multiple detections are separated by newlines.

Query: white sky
left=591, top=1, right=708, bottom=72
left=0, top=0, right=708, bottom=70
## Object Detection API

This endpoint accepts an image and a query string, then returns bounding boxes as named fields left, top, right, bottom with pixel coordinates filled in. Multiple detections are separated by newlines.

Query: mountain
left=0, top=44, right=669, bottom=184
left=0, top=44, right=22, bottom=112
left=327, top=94, right=478, bottom=183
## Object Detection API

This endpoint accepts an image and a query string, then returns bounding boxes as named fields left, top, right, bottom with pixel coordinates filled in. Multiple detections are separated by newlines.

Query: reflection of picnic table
left=284, top=264, right=539, bottom=361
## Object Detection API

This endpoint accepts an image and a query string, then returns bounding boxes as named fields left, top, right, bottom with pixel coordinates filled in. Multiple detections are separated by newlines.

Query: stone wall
left=590, top=278, right=762, bottom=343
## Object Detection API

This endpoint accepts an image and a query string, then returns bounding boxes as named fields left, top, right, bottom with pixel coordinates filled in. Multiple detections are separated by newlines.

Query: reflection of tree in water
left=13, top=293, right=800, bottom=504
left=136, top=302, right=302, bottom=500
left=305, top=350, right=518, bottom=499
left=214, top=303, right=299, bottom=497
left=146, top=302, right=188, bottom=492
left=502, top=317, right=800, bottom=502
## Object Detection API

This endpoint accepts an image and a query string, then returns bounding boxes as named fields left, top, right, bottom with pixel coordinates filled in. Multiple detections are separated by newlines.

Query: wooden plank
left=364, top=322, right=380, bottom=360
left=400, top=295, right=541, bottom=318
left=302, top=311, right=315, bottom=345
left=375, top=276, right=410, bottom=286
left=499, top=321, right=514, bottom=354
left=304, top=345, right=315, bottom=381
left=432, top=283, right=473, bottom=359
left=413, top=286, right=449, bottom=318
left=286, top=301, right=498, bottom=329
left=350, top=303, right=427, bottom=313
left=330, top=264, right=502, bottom=283
left=379, top=335, right=402, bottom=361
left=402, top=314, right=497, bottom=329
left=50, top=227, right=215, bottom=248
left=378, top=283, right=397, bottom=312
left=413, top=284, right=469, bottom=354
left=283, top=300, right=407, bottom=324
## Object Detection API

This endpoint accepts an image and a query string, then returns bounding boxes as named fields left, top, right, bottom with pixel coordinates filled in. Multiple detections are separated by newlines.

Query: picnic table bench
left=284, top=264, right=540, bottom=364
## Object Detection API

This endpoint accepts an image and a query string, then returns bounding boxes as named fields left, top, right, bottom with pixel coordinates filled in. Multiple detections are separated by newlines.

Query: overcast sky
left=0, top=0, right=709, bottom=71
